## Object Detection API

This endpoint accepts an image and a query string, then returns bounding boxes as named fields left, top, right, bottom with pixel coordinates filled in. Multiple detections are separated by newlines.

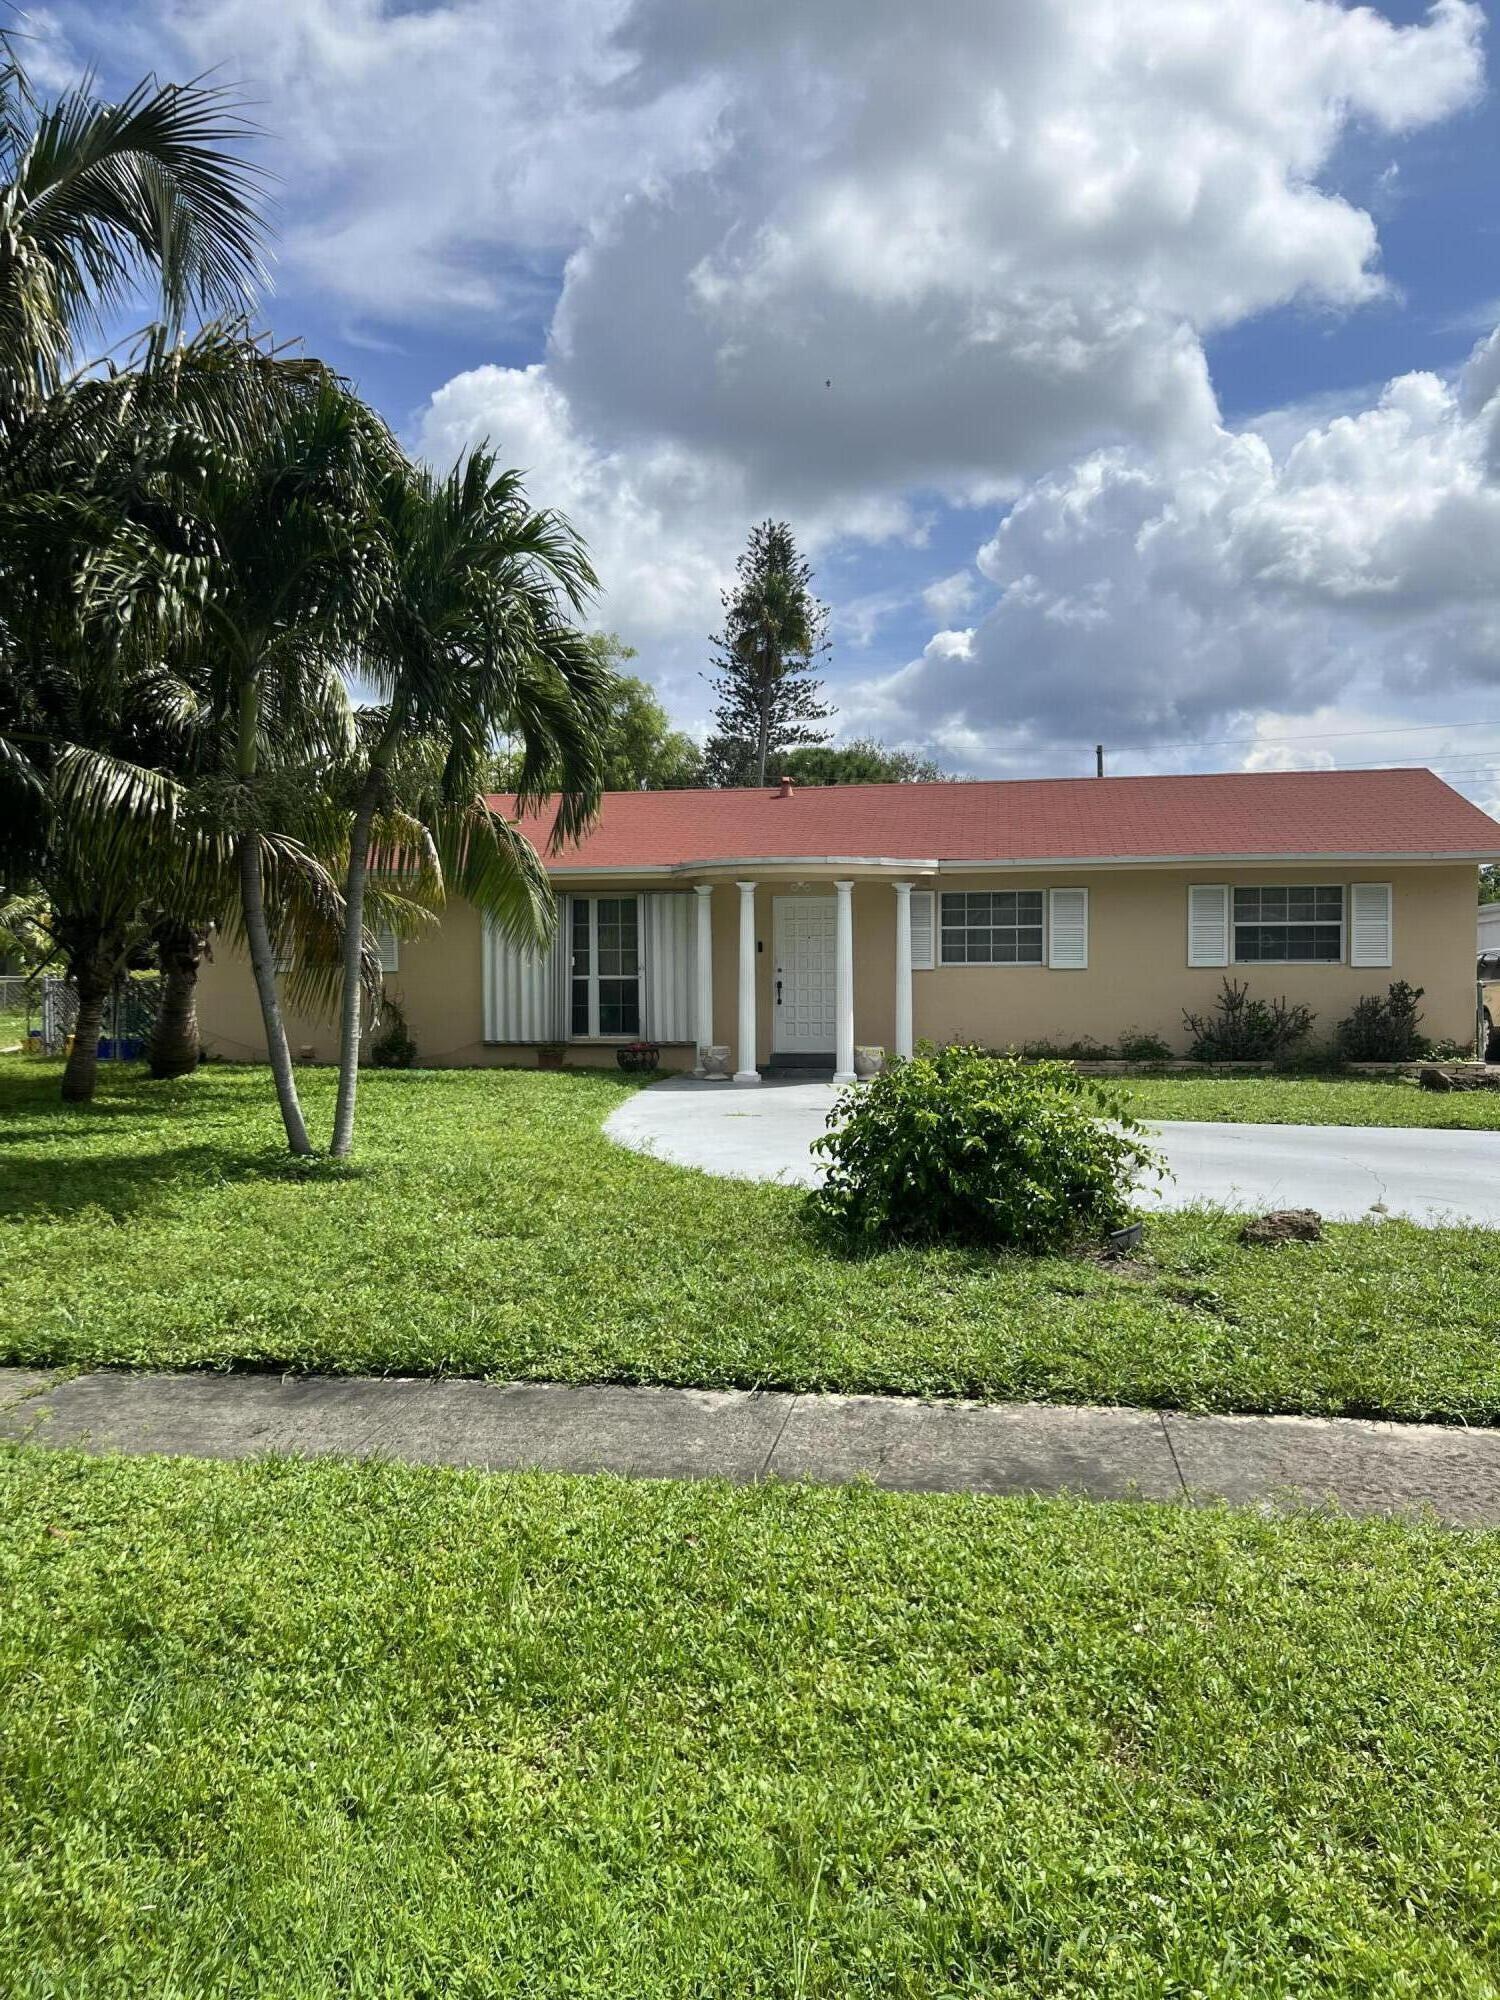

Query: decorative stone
left=698, top=1044, right=732, bottom=1080
left=853, top=1045, right=885, bottom=1079
left=1238, top=1209, right=1323, bottom=1247
left=1420, top=1063, right=1500, bottom=1092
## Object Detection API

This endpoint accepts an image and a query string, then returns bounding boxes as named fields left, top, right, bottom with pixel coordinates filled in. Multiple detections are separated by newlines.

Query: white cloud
left=416, top=362, right=919, bottom=721
left=922, top=571, right=979, bottom=623
left=99, top=0, right=1494, bottom=780
left=859, top=333, right=1500, bottom=778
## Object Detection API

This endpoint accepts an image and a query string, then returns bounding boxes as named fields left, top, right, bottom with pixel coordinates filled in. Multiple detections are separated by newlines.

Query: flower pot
left=853, top=1045, right=885, bottom=1079
left=698, top=1044, right=732, bottom=1080
left=617, top=1043, right=661, bottom=1075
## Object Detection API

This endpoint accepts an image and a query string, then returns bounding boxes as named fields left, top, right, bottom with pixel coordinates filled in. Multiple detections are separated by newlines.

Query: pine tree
left=705, top=521, right=832, bottom=787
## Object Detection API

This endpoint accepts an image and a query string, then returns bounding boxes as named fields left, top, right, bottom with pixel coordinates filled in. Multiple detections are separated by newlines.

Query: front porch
left=689, top=873, right=930, bottom=1087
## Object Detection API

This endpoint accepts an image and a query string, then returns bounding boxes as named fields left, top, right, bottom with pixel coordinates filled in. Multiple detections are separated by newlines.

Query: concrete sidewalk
left=5, top=1366, right=1500, bottom=1525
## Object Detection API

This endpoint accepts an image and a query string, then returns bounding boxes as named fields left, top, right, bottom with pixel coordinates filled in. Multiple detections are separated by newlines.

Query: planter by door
left=772, top=895, right=837, bottom=1059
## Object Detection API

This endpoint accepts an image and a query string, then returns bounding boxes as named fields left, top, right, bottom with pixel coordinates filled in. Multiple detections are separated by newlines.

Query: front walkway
left=606, top=1076, right=1500, bottom=1224
left=4, top=1367, right=1500, bottom=1524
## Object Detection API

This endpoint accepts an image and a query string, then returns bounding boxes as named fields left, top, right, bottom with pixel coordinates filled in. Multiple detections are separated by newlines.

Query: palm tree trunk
left=237, top=831, right=313, bottom=1156
left=329, top=767, right=383, bottom=1158
left=148, top=920, right=207, bottom=1078
left=61, top=962, right=110, bottom=1104
left=331, top=710, right=405, bottom=1159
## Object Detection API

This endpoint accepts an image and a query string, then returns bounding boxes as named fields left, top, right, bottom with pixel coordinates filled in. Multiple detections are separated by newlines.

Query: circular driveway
left=604, top=1075, right=1500, bottom=1226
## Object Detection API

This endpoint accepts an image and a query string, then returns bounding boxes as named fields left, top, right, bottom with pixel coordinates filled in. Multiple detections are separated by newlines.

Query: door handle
left=776, top=978, right=783, bottom=1005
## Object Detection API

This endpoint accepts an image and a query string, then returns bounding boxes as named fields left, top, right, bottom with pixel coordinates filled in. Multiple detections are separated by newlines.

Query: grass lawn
left=1117, top=1071, right=1500, bottom=1128
left=5, top=1447, right=1500, bottom=1997
left=5, top=1058, right=1500, bottom=1422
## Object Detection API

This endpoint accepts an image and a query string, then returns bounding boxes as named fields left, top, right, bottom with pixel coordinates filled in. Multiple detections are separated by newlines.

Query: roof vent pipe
left=777, top=775, right=794, bottom=798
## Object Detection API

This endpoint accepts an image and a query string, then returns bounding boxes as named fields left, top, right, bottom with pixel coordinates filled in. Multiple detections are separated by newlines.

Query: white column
left=693, top=884, right=714, bottom=1075
left=892, top=880, right=914, bottom=1061
left=833, top=878, right=856, bottom=1085
left=733, top=881, right=760, bottom=1085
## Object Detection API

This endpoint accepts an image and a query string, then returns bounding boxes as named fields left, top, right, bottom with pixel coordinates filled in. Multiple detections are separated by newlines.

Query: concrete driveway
left=604, top=1075, right=1500, bottom=1226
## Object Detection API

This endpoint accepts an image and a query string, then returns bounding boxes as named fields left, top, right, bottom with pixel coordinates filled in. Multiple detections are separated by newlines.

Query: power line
left=1126, top=716, right=1500, bottom=756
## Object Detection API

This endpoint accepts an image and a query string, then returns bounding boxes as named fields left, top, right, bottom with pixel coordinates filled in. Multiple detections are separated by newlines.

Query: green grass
left=4, top=1059, right=1500, bottom=1423
left=6, top=1449, right=1500, bottom=1997
left=1116, top=1071, right=1500, bottom=1128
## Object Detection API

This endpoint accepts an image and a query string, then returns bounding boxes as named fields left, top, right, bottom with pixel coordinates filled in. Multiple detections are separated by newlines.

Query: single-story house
left=196, top=767, right=1500, bottom=1076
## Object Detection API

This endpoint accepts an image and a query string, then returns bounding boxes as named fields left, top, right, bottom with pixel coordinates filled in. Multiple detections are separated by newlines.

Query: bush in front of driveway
left=808, top=1044, right=1157, bottom=1253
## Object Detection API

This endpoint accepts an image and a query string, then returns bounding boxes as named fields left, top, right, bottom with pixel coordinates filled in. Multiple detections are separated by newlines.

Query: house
left=196, top=767, right=1500, bottom=1074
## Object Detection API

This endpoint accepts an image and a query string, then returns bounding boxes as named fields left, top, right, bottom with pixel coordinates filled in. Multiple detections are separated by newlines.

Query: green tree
left=778, top=738, right=958, bottom=785
left=492, top=639, right=703, bottom=792
left=705, top=521, right=831, bottom=787
left=1480, top=864, right=1500, bottom=904
left=329, top=450, right=608, bottom=1158
left=170, top=376, right=392, bottom=1153
left=0, top=45, right=271, bottom=1102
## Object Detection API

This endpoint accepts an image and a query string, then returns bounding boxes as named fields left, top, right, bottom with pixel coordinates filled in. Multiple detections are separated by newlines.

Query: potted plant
left=617, top=1039, right=661, bottom=1075
left=536, top=1041, right=567, bottom=1070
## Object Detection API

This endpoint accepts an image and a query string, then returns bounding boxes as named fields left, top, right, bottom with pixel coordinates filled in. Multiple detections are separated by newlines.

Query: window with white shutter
left=376, top=929, right=399, bottom=973
left=1348, top=882, right=1393, bottom=967
left=1047, top=888, right=1088, bottom=969
left=1187, top=885, right=1229, bottom=967
left=909, top=889, right=935, bottom=971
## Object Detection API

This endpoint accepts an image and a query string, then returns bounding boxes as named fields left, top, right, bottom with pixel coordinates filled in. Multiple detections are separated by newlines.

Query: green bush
left=1182, top=979, right=1315, bottom=1062
left=369, top=1000, right=417, bottom=1069
left=808, top=1044, right=1157, bottom=1253
left=1336, top=982, right=1429, bottom=1063
left=1117, top=1027, right=1174, bottom=1063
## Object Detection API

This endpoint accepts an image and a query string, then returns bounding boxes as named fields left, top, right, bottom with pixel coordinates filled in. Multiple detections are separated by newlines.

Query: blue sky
left=35, top=0, right=1500, bottom=800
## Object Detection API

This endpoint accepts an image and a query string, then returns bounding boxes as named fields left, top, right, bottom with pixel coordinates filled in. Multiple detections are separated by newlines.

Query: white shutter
left=909, top=890, right=935, bottom=971
left=1187, top=884, right=1229, bottom=967
left=483, top=896, right=567, bottom=1041
left=643, top=892, right=696, bottom=1040
left=376, top=929, right=399, bottom=973
left=1349, top=882, right=1392, bottom=968
left=1047, top=887, right=1088, bottom=969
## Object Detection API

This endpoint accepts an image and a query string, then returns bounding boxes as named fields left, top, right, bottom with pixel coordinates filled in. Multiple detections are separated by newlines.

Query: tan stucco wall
left=195, top=881, right=697, bottom=1071
left=196, top=863, right=1481, bottom=1068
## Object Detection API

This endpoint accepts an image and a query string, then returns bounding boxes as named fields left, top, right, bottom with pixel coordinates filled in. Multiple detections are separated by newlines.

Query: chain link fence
left=2, top=975, right=159, bottom=1056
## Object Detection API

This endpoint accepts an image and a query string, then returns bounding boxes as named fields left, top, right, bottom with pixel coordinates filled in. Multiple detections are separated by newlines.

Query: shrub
left=808, top=1044, right=1157, bottom=1253
left=1117, top=1028, right=1174, bottom=1063
left=369, top=1001, right=417, bottom=1069
left=1336, top=982, right=1429, bottom=1063
left=1182, top=980, right=1315, bottom=1062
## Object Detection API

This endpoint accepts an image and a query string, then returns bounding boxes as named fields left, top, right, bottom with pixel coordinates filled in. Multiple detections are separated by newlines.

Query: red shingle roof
left=493, top=768, right=1500, bottom=871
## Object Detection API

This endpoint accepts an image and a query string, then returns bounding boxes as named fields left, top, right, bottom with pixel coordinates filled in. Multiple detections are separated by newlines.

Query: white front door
left=773, top=895, right=837, bottom=1053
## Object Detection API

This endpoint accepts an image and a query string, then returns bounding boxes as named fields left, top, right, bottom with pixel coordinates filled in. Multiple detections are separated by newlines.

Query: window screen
left=940, top=891, right=1045, bottom=965
left=1232, top=886, right=1343, bottom=963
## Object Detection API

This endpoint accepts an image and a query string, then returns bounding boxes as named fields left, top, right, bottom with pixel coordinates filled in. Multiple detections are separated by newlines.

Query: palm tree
left=328, top=452, right=609, bottom=1157
left=154, top=375, right=394, bottom=1153
left=0, top=49, right=262, bottom=429
left=0, top=42, right=268, bottom=1100
left=0, top=329, right=341, bottom=1107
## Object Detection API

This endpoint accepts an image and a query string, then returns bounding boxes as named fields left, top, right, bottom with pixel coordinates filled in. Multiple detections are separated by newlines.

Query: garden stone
left=1239, top=1208, right=1323, bottom=1246
left=1419, top=1064, right=1500, bottom=1093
